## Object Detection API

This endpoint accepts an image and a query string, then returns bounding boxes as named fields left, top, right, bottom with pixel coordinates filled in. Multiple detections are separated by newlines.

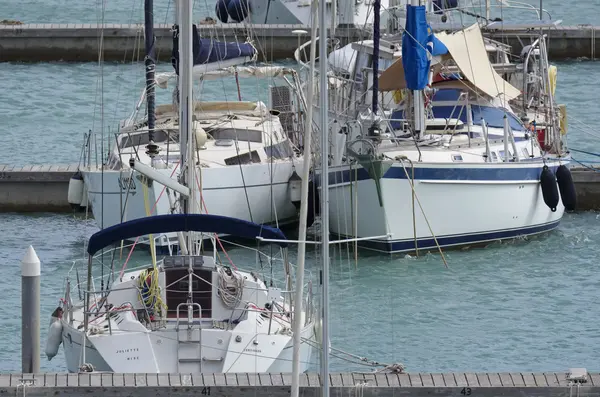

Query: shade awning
left=378, top=23, right=522, bottom=101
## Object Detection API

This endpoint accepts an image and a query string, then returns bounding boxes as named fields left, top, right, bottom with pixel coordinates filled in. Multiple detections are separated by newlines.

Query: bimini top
left=87, top=213, right=288, bottom=255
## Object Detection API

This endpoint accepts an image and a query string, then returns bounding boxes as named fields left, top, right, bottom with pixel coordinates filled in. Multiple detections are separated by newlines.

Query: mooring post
left=22, top=245, right=41, bottom=373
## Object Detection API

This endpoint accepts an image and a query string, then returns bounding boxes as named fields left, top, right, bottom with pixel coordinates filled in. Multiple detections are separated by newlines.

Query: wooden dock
left=0, top=23, right=598, bottom=62
left=0, top=164, right=599, bottom=212
left=0, top=164, right=79, bottom=212
left=1, top=371, right=596, bottom=396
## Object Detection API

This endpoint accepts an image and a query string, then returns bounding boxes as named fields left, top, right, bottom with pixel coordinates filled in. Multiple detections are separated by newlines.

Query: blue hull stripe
left=331, top=220, right=561, bottom=253
left=326, top=164, right=560, bottom=185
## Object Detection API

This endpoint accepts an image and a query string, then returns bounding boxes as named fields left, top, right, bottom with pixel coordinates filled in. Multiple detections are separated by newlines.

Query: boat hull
left=61, top=320, right=315, bottom=373
left=324, top=160, right=566, bottom=253
left=82, top=161, right=301, bottom=247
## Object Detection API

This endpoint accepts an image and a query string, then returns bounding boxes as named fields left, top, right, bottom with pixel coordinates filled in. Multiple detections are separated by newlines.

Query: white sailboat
left=47, top=0, right=317, bottom=373
left=295, top=0, right=575, bottom=254
left=74, top=0, right=311, bottom=252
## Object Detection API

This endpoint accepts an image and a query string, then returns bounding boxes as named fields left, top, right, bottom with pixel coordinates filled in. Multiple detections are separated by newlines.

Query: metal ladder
left=175, top=302, right=202, bottom=373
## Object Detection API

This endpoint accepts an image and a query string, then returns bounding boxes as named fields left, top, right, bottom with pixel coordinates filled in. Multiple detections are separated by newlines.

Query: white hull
left=326, top=160, right=566, bottom=253
left=60, top=320, right=315, bottom=373
left=82, top=161, right=301, bottom=247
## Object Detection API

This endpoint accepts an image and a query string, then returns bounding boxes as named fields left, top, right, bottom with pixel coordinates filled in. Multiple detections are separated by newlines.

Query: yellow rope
left=138, top=178, right=167, bottom=317
left=138, top=268, right=167, bottom=318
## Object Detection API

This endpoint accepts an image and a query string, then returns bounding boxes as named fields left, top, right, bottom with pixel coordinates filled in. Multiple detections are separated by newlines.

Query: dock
left=0, top=164, right=78, bottom=212
left=1, top=164, right=600, bottom=212
left=1, top=371, right=597, bottom=396
left=0, top=23, right=598, bottom=62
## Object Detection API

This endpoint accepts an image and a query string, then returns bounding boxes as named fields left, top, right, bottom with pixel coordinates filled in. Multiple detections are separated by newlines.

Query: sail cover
left=435, top=24, right=522, bottom=100
left=402, top=5, right=448, bottom=91
left=171, top=24, right=257, bottom=75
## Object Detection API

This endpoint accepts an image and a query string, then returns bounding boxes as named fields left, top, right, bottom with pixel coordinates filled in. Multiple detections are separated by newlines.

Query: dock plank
left=431, top=373, right=445, bottom=387
left=374, top=374, right=388, bottom=387
left=454, top=373, right=469, bottom=387
left=534, top=373, right=549, bottom=387
left=544, top=372, right=560, bottom=387
left=464, top=373, right=478, bottom=387
left=476, top=373, right=491, bottom=387
left=498, top=373, right=514, bottom=386
left=397, top=373, right=410, bottom=386
left=488, top=373, right=503, bottom=387
left=417, top=373, right=432, bottom=387
left=520, top=372, right=536, bottom=387
left=443, top=373, right=457, bottom=387
left=408, top=373, right=423, bottom=386
left=508, top=372, right=524, bottom=386
left=588, top=373, right=600, bottom=386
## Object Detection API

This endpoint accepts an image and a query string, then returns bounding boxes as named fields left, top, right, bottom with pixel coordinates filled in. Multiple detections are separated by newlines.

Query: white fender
left=67, top=173, right=84, bottom=207
left=45, top=316, right=63, bottom=361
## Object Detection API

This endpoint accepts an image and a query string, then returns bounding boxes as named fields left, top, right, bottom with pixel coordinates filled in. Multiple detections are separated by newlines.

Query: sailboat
left=297, top=0, right=575, bottom=254
left=73, top=0, right=309, bottom=253
left=47, top=0, right=317, bottom=373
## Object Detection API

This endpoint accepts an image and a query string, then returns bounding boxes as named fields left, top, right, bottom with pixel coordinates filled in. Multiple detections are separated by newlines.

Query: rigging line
left=391, top=155, right=448, bottom=268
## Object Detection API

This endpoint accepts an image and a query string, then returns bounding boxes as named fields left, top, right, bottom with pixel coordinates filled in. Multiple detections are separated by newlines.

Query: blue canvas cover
left=402, top=5, right=448, bottom=90
left=171, top=24, right=256, bottom=75
left=87, top=213, right=288, bottom=255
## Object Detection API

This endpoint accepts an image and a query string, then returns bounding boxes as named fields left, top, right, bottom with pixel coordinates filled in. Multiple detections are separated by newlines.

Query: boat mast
left=179, top=0, right=194, bottom=219
left=372, top=0, right=381, bottom=116
left=319, top=0, right=330, bottom=394
left=144, top=0, right=159, bottom=158
left=290, top=1, right=318, bottom=396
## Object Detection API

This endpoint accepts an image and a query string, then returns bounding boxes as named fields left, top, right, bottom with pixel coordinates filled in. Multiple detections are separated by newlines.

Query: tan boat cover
left=435, top=23, right=522, bottom=100
left=378, top=23, right=522, bottom=101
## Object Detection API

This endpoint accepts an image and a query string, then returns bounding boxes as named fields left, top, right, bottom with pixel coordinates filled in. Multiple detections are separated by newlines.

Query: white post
left=503, top=115, right=510, bottom=162
left=291, top=2, right=318, bottom=396
left=486, top=0, right=491, bottom=20
left=22, top=245, right=41, bottom=373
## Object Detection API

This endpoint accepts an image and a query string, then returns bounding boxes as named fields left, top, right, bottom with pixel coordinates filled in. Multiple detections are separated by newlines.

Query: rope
left=138, top=268, right=167, bottom=319
left=217, top=267, right=244, bottom=309
left=570, top=148, right=600, bottom=158
left=394, top=156, right=449, bottom=268
left=571, top=157, right=600, bottom=172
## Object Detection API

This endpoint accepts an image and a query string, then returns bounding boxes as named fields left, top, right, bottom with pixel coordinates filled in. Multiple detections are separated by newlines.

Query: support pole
left=22, top=245, right=41, bottom=373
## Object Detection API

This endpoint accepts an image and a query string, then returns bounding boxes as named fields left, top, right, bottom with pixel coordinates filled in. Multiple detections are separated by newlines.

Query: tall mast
left=319, top=0, right=330, bottom=394
left=144, top=0, right=159, bottom=158
left=290, top=1, right=318, bottom=396
left=372, top=0, right=381, bottom=115
left=179, top=0, right=195, bottom=251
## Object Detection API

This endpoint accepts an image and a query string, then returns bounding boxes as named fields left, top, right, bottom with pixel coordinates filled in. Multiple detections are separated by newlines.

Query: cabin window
left=206, top=127, right=262, bottom=143
left=224, top=150, right=261, bottom=166
left=490, top=152, right=498, bottom=162
left=471, top=106, right=526, bottom=131
left=498, top=150, right=513, bottom=161
left=522, top=147, right=530, bottom=158
left=264, top=140, right=293, bottom=159
left=452, top=154, right=463, bottom=162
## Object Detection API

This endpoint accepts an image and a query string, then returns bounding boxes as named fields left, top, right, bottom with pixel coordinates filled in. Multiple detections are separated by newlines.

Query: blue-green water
left=2, top=0, right=600, bottom=375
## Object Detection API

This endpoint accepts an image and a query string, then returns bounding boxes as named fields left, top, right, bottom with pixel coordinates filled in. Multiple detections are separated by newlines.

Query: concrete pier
left=0, top=23, right=598, bottom=62
left=0, top=371, right=596, bottom=396
left=1, top=164, right=599, bottom=212
left=570, top=165, right=600, bottom=211
left=0, top=164, right=79, bottom=212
